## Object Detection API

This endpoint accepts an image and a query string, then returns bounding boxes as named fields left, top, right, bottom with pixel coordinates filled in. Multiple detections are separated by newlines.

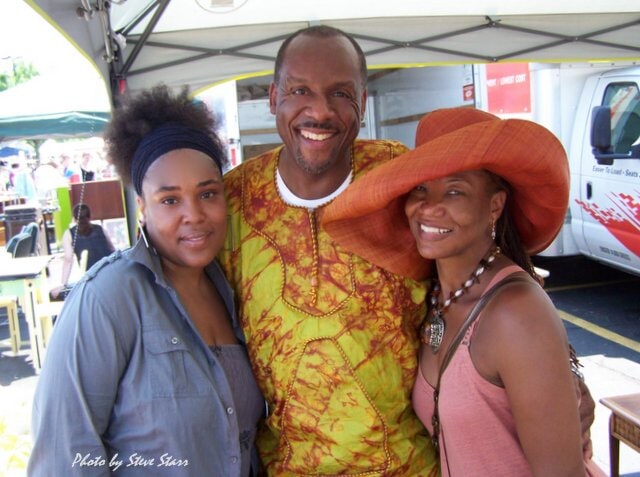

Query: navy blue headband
left=131, top=123, right=223, bottom=195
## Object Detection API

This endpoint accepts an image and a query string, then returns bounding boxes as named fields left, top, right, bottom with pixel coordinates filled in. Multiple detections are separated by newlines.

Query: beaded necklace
left=421, top=246, right=501, bottom=352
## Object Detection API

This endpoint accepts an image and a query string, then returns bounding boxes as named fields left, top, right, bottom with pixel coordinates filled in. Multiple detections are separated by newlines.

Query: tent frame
left=52, top=0, right=640, bottom=101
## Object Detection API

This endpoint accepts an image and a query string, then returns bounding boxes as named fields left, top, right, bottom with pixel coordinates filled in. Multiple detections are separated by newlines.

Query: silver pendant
left=429, top=312, right=445, bottom=352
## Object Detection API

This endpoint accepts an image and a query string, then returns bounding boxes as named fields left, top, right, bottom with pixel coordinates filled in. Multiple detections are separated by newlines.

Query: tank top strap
left=463, top=264, right=526, bottom=343
left=483, top=265, right=524, bottom=293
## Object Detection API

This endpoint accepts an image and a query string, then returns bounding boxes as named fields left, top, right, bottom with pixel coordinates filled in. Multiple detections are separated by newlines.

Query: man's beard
left=292, top=149, right=338, bottom=176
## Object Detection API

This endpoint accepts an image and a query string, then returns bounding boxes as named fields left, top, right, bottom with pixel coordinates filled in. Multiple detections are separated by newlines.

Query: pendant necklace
left=421, top=246, right=501, bottom=352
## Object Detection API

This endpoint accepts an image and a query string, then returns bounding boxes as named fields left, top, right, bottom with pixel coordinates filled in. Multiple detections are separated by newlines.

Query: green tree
left=0, top=60, right=39, bottom=92
left=25, top=139, right=46, bottom=160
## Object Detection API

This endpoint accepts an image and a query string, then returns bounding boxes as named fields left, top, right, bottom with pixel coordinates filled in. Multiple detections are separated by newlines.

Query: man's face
left=269, top=34, right=367, bottom=176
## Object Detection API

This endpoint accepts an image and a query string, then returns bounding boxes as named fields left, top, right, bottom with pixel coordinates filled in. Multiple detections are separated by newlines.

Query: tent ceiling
left=31, top=0, right=640, bottom=98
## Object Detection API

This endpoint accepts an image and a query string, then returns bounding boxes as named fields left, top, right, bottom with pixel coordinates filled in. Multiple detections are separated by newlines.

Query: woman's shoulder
left=478, top=265, right=564, bottom=348
left=77, top=247, right=148, bottom=291
left=483, top=268, right=550, bottom=315
left=471, top=265, right=568, bottom=382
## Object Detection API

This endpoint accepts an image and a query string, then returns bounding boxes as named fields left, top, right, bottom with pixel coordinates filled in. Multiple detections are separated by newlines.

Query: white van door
left=573, top=72, right=640, bottom=275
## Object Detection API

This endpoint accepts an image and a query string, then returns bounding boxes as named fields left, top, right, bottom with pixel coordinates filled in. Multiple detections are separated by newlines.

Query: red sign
left=462, top=84, right=475, bottom=102
left=485, top=63, right=531, bottom=114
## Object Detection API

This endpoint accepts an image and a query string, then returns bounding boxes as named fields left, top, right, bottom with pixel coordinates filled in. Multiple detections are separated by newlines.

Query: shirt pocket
left=143, top=330, right=210, bottom=398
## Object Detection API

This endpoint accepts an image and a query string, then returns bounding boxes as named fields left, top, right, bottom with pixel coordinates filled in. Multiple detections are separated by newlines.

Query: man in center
left=219, top=26, right=437, bottom=475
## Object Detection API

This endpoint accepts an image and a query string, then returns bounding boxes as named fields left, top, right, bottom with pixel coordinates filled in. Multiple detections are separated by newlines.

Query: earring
left=137, top=219, right=156, bottom=254
left=491, top=220, right=496, bottom=241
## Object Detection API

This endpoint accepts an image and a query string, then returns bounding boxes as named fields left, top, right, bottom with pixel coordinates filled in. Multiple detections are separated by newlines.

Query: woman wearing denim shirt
left=29, top=85, right=264, bottom=476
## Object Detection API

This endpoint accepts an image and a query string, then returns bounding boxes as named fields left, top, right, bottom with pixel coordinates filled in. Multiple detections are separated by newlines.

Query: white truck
left=478, top=63, right=640, bottom=277
left=564, top=66, right=640, bottom=276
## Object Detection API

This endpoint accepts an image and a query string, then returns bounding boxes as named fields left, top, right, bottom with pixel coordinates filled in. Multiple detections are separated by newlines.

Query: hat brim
left=323, top=109, right=569, bottom=280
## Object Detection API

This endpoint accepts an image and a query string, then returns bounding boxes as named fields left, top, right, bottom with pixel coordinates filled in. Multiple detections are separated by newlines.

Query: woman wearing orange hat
left=323, top=108, right=604, bottom=477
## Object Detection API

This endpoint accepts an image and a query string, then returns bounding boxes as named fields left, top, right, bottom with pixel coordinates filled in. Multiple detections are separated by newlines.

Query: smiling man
left=219, top=26, right=438, bottom=476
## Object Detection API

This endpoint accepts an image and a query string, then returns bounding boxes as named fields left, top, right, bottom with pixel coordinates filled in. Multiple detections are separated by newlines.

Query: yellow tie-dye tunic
left=220, top=139, right=438, bottom=476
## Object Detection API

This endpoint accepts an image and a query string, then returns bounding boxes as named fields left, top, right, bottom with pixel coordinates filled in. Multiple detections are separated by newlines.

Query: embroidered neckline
left=274, top=147, right=355, bottom=209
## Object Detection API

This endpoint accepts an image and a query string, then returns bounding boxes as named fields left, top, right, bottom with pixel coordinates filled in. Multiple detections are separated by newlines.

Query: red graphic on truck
left=576, top=192, right=640, bottom=257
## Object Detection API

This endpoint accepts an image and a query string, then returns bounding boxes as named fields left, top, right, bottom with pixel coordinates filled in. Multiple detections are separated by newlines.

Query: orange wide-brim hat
left=323, top=107, right=569, bottom=280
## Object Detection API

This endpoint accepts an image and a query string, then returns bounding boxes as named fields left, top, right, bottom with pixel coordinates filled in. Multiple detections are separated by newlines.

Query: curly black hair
left=104, top=84, right=227, bottom=187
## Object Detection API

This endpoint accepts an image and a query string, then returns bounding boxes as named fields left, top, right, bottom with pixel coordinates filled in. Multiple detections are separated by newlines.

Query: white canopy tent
left=29, top=0, right=640, bottom=100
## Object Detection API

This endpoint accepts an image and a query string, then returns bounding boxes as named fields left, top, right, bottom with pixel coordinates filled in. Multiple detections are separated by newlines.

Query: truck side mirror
left=591, top=106, right=614, bottom=165
left=591, top=105, right=640, bottom=165
left=591, top=106, right=612, bottom=150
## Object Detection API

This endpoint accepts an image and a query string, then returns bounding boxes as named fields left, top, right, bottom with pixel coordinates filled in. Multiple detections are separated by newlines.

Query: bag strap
left=431, top=273, right=533, bottom=466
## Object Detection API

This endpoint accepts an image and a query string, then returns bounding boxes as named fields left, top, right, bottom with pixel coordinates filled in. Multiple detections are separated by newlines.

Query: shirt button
left=231, top=456, right=238, bottom=464
left=227, top=407, right=234, bottom=415
left=171, top=337, right=179, bottom=345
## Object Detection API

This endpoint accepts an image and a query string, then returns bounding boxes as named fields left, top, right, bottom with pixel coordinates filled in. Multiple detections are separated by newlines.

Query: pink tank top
left=412, top=266, right=605, bottom=477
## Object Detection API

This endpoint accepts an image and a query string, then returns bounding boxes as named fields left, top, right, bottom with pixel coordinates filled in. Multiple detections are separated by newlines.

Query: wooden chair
left=0, top=231, right=38, bottom=354
left=37, top=301, right=65, bottom=347
left=0, top=297, right=28, bottom=356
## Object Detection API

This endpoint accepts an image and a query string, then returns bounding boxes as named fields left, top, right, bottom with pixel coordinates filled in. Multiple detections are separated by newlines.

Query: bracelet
left=569, top=344, right=585, bottom=381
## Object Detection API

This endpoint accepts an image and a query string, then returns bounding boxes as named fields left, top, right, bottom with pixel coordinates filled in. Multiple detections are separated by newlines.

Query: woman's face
left=137, top=148, right=226, bottom=272
left=404, top=170, right=506, bottom=262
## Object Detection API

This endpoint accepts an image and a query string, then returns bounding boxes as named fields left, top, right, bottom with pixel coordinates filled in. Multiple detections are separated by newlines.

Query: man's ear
left=269, top=82, right=277, bottom=115
left=360, top=88, right=368, bottom=121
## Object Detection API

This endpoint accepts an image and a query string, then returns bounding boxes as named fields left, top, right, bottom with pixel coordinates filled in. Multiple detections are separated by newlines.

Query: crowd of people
left=28, top=25, right=604, bottom=477
left=0, top=148, right=115, bottom=206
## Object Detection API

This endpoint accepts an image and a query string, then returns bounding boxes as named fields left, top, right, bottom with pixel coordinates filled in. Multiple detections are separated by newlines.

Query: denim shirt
left=29, top=240, right=260, bottom=476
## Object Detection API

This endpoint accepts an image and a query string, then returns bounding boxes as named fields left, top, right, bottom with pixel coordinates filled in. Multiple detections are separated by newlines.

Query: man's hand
left=50, top=285, right=65, bottom=299
left=576, top=377, right=595, bottom=459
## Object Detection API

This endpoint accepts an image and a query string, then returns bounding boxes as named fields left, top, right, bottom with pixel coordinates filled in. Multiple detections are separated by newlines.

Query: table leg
left=609, top=414, right=620, bottom=477
left=6, top=300, right=20, bottom=356
left=22, top=280, right=44, bottom=373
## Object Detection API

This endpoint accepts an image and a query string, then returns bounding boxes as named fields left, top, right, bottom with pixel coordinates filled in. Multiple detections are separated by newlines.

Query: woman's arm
left=60, top=229, right=74, bottom=286
left=51, top=230, right=74, bottom=298
left=29, top=282, right=132, bottom=476
left=488, top=284, right=586, bottom=477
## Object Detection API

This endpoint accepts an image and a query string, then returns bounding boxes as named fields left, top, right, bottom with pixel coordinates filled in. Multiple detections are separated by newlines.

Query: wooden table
left=0, top=255, right=53, bottom=372
left=600, top=393, right=640, bottom=477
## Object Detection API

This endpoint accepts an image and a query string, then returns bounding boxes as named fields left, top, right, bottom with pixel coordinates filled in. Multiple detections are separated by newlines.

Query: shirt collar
left=127, top=239, right=230, bottom=297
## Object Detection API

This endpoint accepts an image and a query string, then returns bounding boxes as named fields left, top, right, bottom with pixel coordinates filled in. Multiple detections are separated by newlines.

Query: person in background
left=10, top=155, right=38, bottom=204
left=30, top=84, right=264, bottom=476
left=324, top=107, right=605, bottom=477
left=58, top=153, right=80, bottom=183
left=80, top=151, right=96, bottom=182
left=50, top=203, right=115, bottom=299
left=33, top=158, right=67, bottom=207
left=0, top=160, right=10, bottom=192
